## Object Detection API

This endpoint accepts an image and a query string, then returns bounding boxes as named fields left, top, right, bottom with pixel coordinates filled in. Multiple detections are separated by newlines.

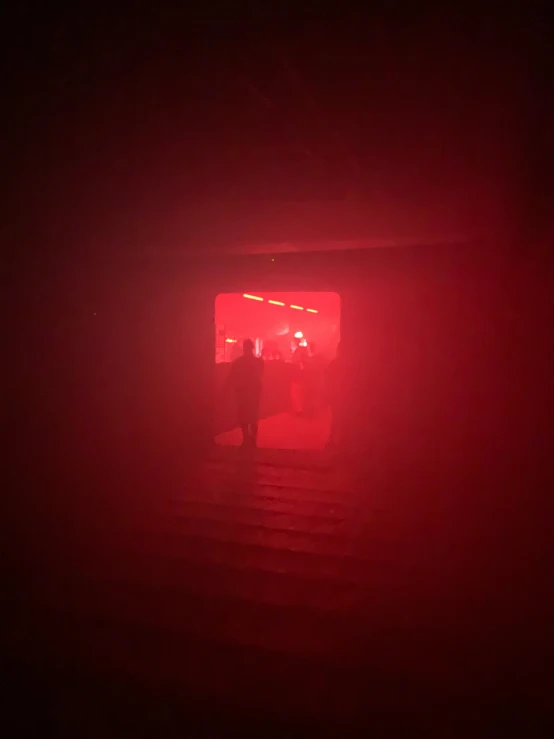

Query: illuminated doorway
left=214, top=291, right=341, bottom=450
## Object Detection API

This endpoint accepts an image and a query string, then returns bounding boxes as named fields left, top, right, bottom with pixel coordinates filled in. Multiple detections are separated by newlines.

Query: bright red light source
left=268, top=300, right=285, bottom=306
left=290, top=305, right=303, bottom=310
left=306, top=308, right=318, bottom=313
left=225, top=338, right=237, bottom=343
left=294, top=331, right=303, bottom=338
left=243, top=294, right=263, bottom=301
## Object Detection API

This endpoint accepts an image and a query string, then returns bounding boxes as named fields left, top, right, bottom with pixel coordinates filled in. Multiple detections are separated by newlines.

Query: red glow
left=225, top=338, right=237, bottom=343
left=242, top=295, right=320, bottom=313
left=294, top=331, right=304, bottom=338
left=215, top=291, right=341, bottom=367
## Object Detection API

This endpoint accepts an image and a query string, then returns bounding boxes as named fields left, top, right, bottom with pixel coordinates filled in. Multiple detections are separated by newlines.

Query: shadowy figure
left=305, top=342, right=326, bottom=416
left=291, top=342, right=309, bottom=415
left=226, top=338, right=264, bottom=448
left=326, top=341, right=344, bottom=449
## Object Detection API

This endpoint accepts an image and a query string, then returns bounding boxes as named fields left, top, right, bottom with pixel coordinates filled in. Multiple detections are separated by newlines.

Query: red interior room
left=214, top=291, right=341, bottom=450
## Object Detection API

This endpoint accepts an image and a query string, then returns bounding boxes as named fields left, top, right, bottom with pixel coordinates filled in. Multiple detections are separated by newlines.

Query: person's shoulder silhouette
left=231, top=339, right=263, bottom=393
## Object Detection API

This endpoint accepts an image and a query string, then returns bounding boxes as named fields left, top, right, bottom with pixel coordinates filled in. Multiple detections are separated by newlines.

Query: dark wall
left=13, top=243, right=553, bottom=502
left=345, top=247, right=553, bottom=486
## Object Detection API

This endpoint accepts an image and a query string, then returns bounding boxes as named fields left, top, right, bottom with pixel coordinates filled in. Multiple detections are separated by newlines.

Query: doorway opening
left=214, top=291, right=341, bottom=450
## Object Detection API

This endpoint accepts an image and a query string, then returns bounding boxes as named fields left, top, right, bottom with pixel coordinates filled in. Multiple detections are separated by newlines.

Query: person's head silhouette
left=243, top=338, right=255, bottom=356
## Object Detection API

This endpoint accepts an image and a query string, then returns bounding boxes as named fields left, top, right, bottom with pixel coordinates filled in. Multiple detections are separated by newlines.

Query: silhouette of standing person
left=306, top=342, right=326, bottom=416
left=227, top=338, right=264, bottom=448
left=326, top=341, right=344, bottom=448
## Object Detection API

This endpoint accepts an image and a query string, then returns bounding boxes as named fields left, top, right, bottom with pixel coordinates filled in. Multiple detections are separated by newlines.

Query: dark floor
left=9, top=449, right=553, bottom=737
left=216, top=408, right=331, bottom=450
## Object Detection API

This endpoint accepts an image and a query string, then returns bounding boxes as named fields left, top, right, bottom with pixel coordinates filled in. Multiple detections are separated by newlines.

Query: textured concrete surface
left=215, top=409, right=331, bottom=450
left=10, top=452, right=552, bottom=737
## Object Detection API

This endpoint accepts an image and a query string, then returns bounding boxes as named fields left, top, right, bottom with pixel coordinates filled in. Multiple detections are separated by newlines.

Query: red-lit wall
left=12, top=243, right=554, bottom=502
